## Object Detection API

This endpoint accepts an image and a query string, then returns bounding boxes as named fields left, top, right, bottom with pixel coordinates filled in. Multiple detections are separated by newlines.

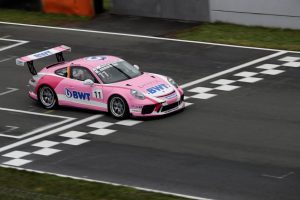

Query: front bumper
left=130, top=94, right=185, bottom=117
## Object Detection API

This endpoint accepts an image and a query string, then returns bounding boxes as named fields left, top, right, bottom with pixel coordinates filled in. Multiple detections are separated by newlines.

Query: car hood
left=113, top=73, right=174, bottom=97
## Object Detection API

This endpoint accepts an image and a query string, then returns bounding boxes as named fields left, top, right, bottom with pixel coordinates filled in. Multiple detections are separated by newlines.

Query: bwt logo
left=65, top=89, right=91, bottom=101
left=33, top=50, right=52, bottom=58
left=147, top=84, right=169, bottom=94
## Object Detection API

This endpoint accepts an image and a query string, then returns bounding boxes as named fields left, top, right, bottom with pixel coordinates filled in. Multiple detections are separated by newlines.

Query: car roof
left=70, top=55, right=122, bottom=70
left=45, top=55, right=122, bottom=72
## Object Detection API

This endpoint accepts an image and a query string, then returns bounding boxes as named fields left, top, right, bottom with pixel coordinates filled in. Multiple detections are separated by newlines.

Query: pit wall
left=210, top=0, right=300, bottom=29
left=111, top=0, right=300, bottom=29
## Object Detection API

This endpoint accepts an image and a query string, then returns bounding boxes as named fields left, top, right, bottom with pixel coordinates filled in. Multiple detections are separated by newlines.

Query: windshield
left=93, top=60, right=142, bottom=84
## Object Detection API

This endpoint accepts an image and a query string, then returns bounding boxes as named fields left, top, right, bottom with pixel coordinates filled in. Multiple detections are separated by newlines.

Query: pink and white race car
left=16, top=45, right=184, bottom=119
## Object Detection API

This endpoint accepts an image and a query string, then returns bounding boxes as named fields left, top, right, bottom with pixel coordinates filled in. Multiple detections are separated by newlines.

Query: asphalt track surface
left=0, top=23, right=300, bottom=200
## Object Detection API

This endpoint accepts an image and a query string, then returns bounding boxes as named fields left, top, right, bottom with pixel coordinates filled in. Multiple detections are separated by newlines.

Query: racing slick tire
left=109, top=95, right=129, bottom=119
left=38, top=85, right=58, bottom=109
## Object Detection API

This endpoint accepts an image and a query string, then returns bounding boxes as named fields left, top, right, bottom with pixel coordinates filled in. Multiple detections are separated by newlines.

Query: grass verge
left=104, top=0, right=111, bottom=10
left=0, top=167, right=187, bottom=200
left=174, top=22, right=300, bottom=51
left=0, top=9, right=90, bottom=26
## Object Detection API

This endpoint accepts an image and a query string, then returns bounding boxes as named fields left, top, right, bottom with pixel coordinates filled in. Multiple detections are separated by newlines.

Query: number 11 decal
left=93, top=89, right=103, bottom=99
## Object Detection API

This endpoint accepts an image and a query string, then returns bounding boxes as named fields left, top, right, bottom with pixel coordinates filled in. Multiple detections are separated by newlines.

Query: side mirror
left=133, top=64, right=140, bottom=70
left=83, top=79, right=94, bottom=86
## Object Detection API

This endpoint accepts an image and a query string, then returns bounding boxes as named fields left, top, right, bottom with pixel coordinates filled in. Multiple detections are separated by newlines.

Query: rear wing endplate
left=16, top=45, right=71, bottom=75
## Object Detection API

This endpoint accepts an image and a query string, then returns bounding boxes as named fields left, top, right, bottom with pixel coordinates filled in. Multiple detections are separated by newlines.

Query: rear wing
left=16, top=45, right=71, bottom=75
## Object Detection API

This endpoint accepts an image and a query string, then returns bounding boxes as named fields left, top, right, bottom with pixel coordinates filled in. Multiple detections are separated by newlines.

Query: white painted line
left=0, top=107, right=75, bottom=139
left=15, top=118, right=75, bottom=139
left=279, top=56, right=300, bottom=62
left=0, top=57, right=15, bottom=63
left=211, top=79, right=236, bottom=85
left=0, top=38, right=29, bottom=51
left=184, top=102, right=194, bottom=107
left=0, top=115, right=101, bottom=153
left=234, top=71, right=258, bottom=77
left=214, top=85, right=240, bottom=91
left=62, top=138, right=89, bottom=146
left=180, top=51, right=287, bottom=89
left=260, top=69, right=285, bottom=75
left=191, top=93, right=217, bottom=100
left=33, top=148, right=61, bottom=156
left=282, top=62, right=300, bottom=68
left=0, top=164, right=214, bottom=200
left=115, top=120, right=142, bottom=126
left=262, top=172, right=294, bottom=179
left=32, top=140, right=59, bottom=148
left=0, top=107, right=74, bottom=119
left=0, top=35, right=11, bottom=39
left=0, top=88, right=18, bottom=96
left=2, top=150, right=31, bottom=159
left=1, top=21, right=300, bottom=54
left=89, top=129, right=116, bottom=136
left=184, top=96, right=191, bottom=100
left=238, top=77, right=263, bottom=83
left=188, top=87, right=214, bottom=93
left=60, top=131, right=88, bottom=138
left=3, top=159, right=32, bottom=166
left=256, top=64, right=280, bottom=70
left=88, top=121, right=114, bottom=129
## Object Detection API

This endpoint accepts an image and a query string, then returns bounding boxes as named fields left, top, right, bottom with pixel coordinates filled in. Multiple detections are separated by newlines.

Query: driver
left=72, top=68, right=85, bottom=81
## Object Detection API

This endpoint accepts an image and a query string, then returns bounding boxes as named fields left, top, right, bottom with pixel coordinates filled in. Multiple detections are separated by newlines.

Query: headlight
left=167, top=77, right=178, bottom=88
left=131, top=89, right=145, bottom=100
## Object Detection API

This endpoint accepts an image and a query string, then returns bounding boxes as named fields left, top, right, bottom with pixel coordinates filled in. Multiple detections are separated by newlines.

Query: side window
left=55, top=67, right=68, bottom=77
left=71, top=67, right=97, bottom=83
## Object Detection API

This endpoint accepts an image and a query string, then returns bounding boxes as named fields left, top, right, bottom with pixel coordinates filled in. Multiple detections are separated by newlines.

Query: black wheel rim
left=110, top=97, right=125, bottom=118
left=40, top=87, right=55, bottom=108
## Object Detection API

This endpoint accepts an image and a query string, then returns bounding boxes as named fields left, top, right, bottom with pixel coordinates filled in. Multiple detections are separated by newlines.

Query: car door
left=56, top=66, right=106, bottom=111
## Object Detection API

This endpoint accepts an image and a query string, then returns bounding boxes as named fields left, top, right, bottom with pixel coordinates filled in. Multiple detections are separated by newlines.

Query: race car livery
left=16, top=45, right=185, bottom=118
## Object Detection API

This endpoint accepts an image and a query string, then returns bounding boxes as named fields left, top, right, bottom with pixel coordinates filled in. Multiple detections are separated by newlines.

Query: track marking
left=0, top=107, right=76, bottom=139
left=0, top=115, right=101, bottom=153
left=0, top=107, right=74, bottom=119
left=0, top=21, right=300, bottom=54
left=0, top=38, right=29, bottom=51
left=180, top=51, right=287, bottom=89
left=0, top=35, right=11, bottom=39
left=0, top=57, right=15, bottom=63
left=262, top=172, right=294, bottom=180
left=0, top=88, right=18, bottom=96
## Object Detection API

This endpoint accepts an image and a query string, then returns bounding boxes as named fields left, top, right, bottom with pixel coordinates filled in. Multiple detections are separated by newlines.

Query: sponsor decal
left=65, top=88, right=91, bottom=101
left=92, top=89, right=103, bottom=99
left=147, top=84, right=169, bottom=94
left=165, top=92, right=177, bottom=100
left=33, top=50, right=53, bottom=58
left=130, top=105, right=143, bottom=112
left=86, top=56, right=106, bottom=61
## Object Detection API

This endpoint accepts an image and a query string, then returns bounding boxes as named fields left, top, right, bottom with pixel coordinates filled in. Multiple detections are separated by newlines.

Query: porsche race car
left=16, top=45, right=185, bottom=119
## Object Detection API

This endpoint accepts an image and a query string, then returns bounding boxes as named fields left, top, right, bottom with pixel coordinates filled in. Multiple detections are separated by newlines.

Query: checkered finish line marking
left=184, top=55, right=300, bottom=101
left=1, top=117, right=142, bottom=167
left=1, top=55, right=299, bottom=167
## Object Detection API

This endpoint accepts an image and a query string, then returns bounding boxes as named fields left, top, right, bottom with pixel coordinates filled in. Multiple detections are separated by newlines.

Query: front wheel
left=109, top=95, right=129, bottom=119
left=38, top=85, right=57, bottom=109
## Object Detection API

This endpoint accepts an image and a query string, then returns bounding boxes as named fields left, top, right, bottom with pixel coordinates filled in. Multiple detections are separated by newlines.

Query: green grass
left=0, top=167, right=187, bottom=200
left=0, top=9, right=90, bottom=26
left=174, top=22, right=300, bottom=51
left=104, top=0, right=111, bottom=10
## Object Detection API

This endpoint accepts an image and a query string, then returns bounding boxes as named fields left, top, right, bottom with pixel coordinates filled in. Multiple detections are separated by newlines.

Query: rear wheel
left=38, top=86, right=57, bottom=109
left=109, top=95, right=129, bottom=119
